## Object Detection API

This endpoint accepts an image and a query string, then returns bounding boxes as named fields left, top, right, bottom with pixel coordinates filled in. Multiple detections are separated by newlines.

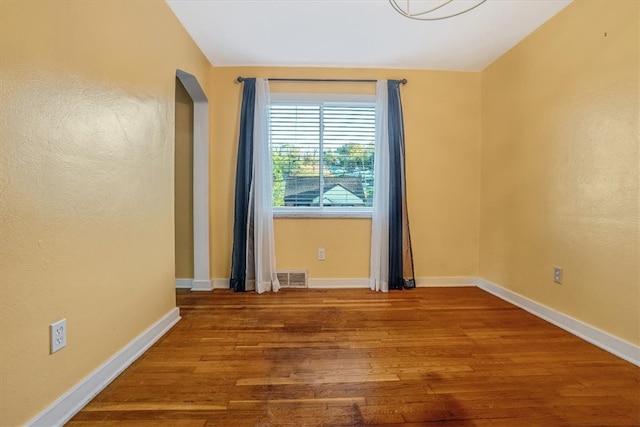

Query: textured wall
left=0, top=1, right=210, bottom=424
left=480, top=0, right=639, bottom=344
left=210, top=66, right=481, bottom=279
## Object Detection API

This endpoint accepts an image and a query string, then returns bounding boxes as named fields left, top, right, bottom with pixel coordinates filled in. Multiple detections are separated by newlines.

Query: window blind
left=270, top=102, right=376, bottom=209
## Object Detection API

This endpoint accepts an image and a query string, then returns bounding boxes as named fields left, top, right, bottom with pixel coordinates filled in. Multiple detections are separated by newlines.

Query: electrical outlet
left=317, top=248, right=325, bottom=261
left=50, top=319, right=67, bottom=353
left=553, top=267, right=563, bottom=284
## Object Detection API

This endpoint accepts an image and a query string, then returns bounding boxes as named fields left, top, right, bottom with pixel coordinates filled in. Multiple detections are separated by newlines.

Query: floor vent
left=277, top=270, right=308, bottom=288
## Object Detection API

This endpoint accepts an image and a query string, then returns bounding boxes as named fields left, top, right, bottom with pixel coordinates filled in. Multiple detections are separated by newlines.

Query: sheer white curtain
left=370, top=80, right=390, bottom=292
left=251, top=78, right=280, bottom=293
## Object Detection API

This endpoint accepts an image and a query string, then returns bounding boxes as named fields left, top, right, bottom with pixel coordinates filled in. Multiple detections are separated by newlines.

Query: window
left=270, top=95, right=376, bottom=217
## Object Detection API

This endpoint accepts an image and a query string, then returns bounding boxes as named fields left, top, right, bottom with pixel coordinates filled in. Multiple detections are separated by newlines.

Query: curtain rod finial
left=401, top=79, right=407, bottom=85
left=236, top=76, right=244, bottom=83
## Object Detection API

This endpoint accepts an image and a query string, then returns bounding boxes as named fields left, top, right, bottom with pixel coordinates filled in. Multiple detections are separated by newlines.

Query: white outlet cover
left=50, top=319, right=67, bottom=353
left=553, top=267, right=563, bottom=284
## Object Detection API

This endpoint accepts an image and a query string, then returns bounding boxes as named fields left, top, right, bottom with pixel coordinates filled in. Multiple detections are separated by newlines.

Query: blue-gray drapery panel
left=230, top=78, right=256, bottom=292
left=387, top=80, right=416, bottom=290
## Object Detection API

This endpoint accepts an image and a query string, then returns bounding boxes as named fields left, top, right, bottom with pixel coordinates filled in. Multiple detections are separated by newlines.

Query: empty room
left=0, top=0, right=638, bottom=426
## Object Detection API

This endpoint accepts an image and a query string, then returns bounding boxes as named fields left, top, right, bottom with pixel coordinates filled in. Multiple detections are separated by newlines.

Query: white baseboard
left=213, top=278, right=230, bottom=289
left=307, top=278, right=370, bottom=288
left=27, top=308, right=181, bottom=427
left=213, top=276, right=474, bottom=290
left=212, top=278, right=371, bottom=290
left=476, top=277, right=640, bottom=367
left=306, top=276, right=476, bottom=289
left=191, top=279, right=213, bottom=291
left=415, top=276, right=476, bottom=287
left=175, top=278, right=193, bottom=289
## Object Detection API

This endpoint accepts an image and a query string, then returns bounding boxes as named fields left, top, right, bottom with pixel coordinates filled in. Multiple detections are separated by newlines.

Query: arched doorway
left=175, top=69, right=210, bottom=290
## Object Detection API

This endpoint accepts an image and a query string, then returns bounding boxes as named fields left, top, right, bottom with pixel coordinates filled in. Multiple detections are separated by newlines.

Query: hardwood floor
left=68, top=287, right=639, bottom=426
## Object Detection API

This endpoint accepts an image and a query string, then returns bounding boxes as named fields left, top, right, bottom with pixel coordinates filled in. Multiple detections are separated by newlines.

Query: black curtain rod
left=236, top=77, right=407, bottom=85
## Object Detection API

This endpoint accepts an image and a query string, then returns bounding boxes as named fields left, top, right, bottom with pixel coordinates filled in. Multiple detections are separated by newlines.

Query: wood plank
left=82, top=403, right=227, bottom=411
left=68, top=287, right=640, bottom=426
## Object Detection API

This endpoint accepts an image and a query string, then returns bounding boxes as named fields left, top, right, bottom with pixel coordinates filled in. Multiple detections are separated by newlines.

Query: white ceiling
left=166, top=0, right=572, bottom=72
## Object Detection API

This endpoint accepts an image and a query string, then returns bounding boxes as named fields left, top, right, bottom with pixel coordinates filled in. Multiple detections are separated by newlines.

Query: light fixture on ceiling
left=388, top=0, right=486, bottom=21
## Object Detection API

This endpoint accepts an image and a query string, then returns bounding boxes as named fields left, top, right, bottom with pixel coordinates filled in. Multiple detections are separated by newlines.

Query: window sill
left=273, top=209, right=372, bottom=219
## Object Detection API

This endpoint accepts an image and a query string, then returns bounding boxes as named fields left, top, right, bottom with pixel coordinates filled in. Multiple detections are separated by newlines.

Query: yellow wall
left=0, top=1, right=211, bottom=425
left=174, top=79, right=195, bottom=278
left=210, top=67, right=481, bottom=279
left=480, top=0, right=639, bottom=344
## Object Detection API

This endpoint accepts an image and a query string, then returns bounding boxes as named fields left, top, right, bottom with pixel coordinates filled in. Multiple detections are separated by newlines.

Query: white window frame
left=270, top=93, right=376, bottom=219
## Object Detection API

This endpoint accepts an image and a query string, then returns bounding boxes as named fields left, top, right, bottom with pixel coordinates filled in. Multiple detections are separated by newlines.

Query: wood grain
left=68, top=287, right=639, bottom=426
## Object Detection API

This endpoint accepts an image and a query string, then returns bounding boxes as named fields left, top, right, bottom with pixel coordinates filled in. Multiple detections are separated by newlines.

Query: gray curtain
left=387, top=80, right=415, bottom=290
left=230, top=78, right=256, bottom=292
